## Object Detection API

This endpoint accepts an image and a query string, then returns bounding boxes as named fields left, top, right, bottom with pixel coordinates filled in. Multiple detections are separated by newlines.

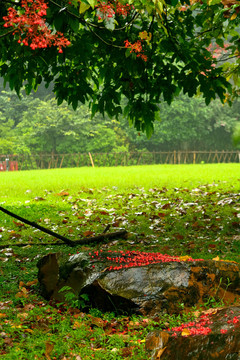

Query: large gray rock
left=37, top=251, right=240, bottom=315
left=145, top=306, right=240, bottom=359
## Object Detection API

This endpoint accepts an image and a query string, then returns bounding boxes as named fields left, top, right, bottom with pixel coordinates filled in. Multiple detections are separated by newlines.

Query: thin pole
left=88, top=152, right=95, bottom=167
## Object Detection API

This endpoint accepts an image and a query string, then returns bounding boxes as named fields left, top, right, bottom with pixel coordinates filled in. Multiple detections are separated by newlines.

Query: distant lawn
left=0, top=163, right=239, bottom=203
left=0, top=163, right=239, bottom=359
left=0, top=162, right=239, bottom=263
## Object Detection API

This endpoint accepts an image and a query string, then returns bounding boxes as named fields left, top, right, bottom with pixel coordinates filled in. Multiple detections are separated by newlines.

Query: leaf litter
left=0, top=183, right=239, bottom=358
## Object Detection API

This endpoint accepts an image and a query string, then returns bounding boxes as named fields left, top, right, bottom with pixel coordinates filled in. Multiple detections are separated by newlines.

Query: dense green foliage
left=233, top=122, right=240, bottom=146
left=1, top=0, right=240, bottom=134
left=0, top=85, right=239, bottom=154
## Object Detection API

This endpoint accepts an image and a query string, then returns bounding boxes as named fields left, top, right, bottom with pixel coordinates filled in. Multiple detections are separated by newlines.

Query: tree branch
left=86, top=23, right=125, bottom=49
left=0, top=206, right=127, bottom=247
left=112, top=12, right=139, bottom=31
left=74, top=229, right=127, bottom=245
left=1, top=0, right=20, bottom=4
left=0, top=206, right=75, bottom=246
left=0, top=242, right=65, bottom=249
left=48, top=0, right=138, bottom=32
left=48, top=0, right=85, bottom=25
left=0, top=28, right=15, bottom=39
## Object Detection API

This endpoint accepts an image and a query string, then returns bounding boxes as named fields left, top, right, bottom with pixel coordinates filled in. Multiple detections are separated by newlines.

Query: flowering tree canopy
left=0, top=0, right=240, bottom=135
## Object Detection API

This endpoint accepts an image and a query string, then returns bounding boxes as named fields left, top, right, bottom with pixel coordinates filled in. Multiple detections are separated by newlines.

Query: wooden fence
left=0, top=150, right=239, bottom=170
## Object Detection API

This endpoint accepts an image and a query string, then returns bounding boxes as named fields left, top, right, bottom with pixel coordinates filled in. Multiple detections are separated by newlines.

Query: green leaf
left=85, top=0, right=97, bottom=9
left=53, top=15, right=64, bottom=31
left=208, top=0, right=222, bottom=5
left=205, top=96, right=211, bottom=106
left=70, top=0, right=80, bottom=7
left=72, top=98, right=79, bottom=110
left=105, top=16, right=115, bottom=31
left=216, top=38, right=224, bottom=48
left=125, top=48, right=131, bottom=58
left=145, top=122, right=154, bottom=138
left=79, top=2, right=91, bottom=14
left=69, top=18, right=79, bottom=32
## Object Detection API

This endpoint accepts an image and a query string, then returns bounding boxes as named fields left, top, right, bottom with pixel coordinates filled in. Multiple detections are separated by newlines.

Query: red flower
left=88, top=250, right=203, bottom=271
left=3, top=0, right=70, bottom=52
left=232, top=317, right=239, bottom=324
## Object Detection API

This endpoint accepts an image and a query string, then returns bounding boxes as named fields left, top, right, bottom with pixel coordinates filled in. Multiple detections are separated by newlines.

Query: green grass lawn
left=0, top=164, right=239, bottom=359
left=1, top=163, right=239, bottom=202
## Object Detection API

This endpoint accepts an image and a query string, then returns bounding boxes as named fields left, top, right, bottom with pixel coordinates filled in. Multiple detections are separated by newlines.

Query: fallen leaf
left=57, top=191, right=69, bottom=196
left=192, top=221, right=200, bottom=228
left=192, top=310, right=201, bottom=318
left=45, top=341, right=54, bottom=360
left=162, top=203, right=171, bottom=209
left=72, top=321, right=81, bottom=329
left=120, top=346, right=134, bottom=357
left=175, top=233, right=184, bottom=240
left=26, top=279, right=38, bottom=287
left=209, top=244, right=216, bottom=249
left=181, top=328, right=191, bottom=336
left=179, top=255, right=191, bottom=261
left=13, top=221, right=25, bottom=227
left=231, top=12, right=237, bottom=20
left=23, top=328, right=33, bottom=333
left=88, top=316, right=105, bottom=328
left=220, top=259, right=238, bottom=264
left=11, top=325, right=22, bottom=329
left=83, top=230, right=94, bottom=237
left=0, top=257, right=7, bottom=262
left=201, top=308, right=219, bottom=316
left=17, top=313, right=28, bottom=320
left=3, top=337, right=13, bottom=347
left=156, top=347, right=167, bottom=359
left=99, top=211, right=108, bottom=215
left=15, top=287, right=28, bottom=298
left=23, top=303, right=35, bottom=311
left=8, top=231, right=21, bottom=239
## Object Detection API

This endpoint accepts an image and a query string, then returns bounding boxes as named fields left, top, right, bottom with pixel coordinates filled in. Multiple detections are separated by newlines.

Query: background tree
left=123, top=94, right=240, bottom=151
left=17, top=98, right=128, bottom=153
left=233, top=123, right=240, bottom=148
left=0, top=86, right=239, bottom=155
left=0, top=0, right=240, bottom=135
left=0, top=111, right=15, bottom=154
left=0, top=88, right=129, bottom=154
